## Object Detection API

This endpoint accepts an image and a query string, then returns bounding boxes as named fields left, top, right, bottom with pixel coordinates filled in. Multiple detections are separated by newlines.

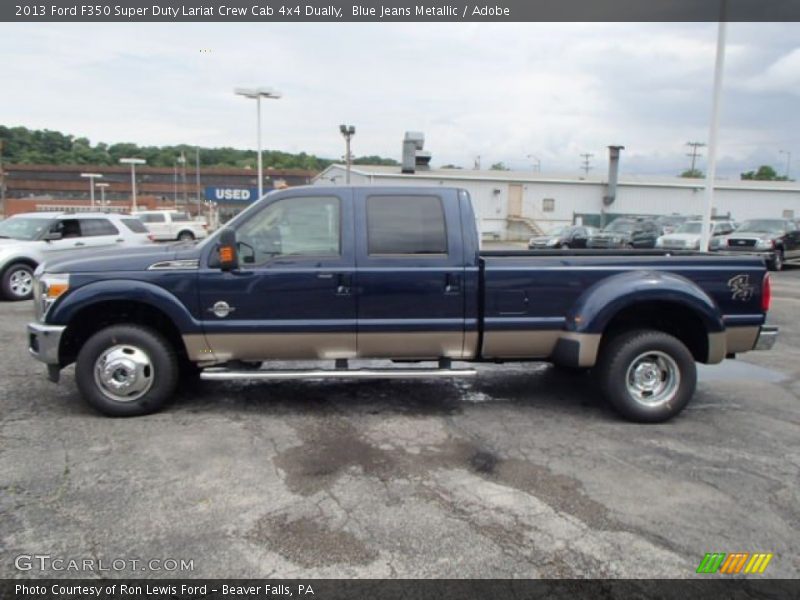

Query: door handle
left=445, top=273, right=461, bottom=294
left=74, top=241, right=85, bottom=247
left=116, top=239, right=124, bottom=243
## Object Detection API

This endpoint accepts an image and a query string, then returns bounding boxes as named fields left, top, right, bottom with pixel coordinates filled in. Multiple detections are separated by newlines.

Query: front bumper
left=754, top=325, right=779, bottom=351
left=28, top=322, right=65, bottom=365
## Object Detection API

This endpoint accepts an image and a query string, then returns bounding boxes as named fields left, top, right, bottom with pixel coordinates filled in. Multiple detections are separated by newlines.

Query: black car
left=587, top=218, right=662, bottom=249
left=711, top=218, right=800, bottom=271
left=528, top=225, right=596, bottom=249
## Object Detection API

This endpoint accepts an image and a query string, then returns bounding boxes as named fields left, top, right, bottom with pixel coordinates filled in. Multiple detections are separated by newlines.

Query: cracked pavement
left=1, top=268, right=798, bottom=578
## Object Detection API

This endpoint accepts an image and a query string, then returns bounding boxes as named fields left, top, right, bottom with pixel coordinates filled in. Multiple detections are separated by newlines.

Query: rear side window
left=79, top=218, right=119, bottom=236
left=138, top=213, right=166, bottom=223
left=171, top=212, right=191, bottom=222
left=366, top=195, right=447, bottom=255
left=122, top=218, right=148, bottom=233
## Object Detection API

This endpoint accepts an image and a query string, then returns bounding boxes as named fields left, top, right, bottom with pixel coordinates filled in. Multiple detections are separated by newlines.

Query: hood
left=41, top=243, right=192, bottom=273
left=661, top=233, right=701, bottom=243
left=0, top=238, right=41, bottom=250
left=593, top=231, right=631, bottom=239
left=726, top=231, right=778, bottom=240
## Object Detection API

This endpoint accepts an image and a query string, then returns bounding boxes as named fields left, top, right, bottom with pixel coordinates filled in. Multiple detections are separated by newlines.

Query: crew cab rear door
left=196, top=188, right=356, bottom=361
left=352, top=189, right=467, bottom=359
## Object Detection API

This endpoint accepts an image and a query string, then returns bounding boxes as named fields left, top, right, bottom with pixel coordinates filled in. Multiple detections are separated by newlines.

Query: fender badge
left=208, top=301, right=235, bottom=318
left=728, top=274, right=754, bottom=302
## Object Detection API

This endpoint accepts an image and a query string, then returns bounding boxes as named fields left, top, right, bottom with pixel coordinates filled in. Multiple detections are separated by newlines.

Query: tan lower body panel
left=184, top=331, right=474, bottom=362
left=557, top=332, right=602, bottom=367
left=725, top=326, right=760, bottom=355
left=183, top=333, right=357, bottom=362
left=481, top=330, right=562, bottom=359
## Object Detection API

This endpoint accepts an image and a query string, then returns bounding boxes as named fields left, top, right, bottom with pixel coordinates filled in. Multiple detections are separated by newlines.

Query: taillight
left=147, top=234, right=155, bottom=241
left=761, top=273, right=771, bottom=312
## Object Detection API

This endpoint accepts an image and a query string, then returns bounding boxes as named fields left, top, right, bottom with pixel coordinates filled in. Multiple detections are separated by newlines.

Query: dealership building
left=314, top=163, right=800, bottom=240
left=0, top=163, right=316, bottom=219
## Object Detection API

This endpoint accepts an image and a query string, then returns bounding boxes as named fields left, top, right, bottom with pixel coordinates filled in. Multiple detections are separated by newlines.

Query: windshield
left=675, top=222, right=705, bottom=234
left=545, top=226, right=568, bottom=236
left=736, top=219, right=786, bottom=234
left=0, top=216, right=54, bottom=241
left=604, top=220, right=634, bottom=233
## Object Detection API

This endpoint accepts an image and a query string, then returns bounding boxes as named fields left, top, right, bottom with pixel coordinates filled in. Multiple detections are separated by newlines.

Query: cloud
left=1, top=22, right=798, bottom=177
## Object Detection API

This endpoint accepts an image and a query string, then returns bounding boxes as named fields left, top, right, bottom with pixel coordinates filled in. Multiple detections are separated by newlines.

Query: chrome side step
left=200, top=368, right=477, bottom=381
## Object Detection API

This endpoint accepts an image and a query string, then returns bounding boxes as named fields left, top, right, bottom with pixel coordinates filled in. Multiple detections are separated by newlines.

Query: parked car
left=528, top=225, right=596, bottom=249
left=132, top=210, right=208, bottom=242
left=587, top=218, right=662, bottom=249
left=28, top=186, right=777, bottom=423
left=656, top=220, right=736, bottom=251
left=654, top=214, right=692, bottom=235
left=0, top=212, right=151, bottom=301
left=711, top=218, right=800, bottom=271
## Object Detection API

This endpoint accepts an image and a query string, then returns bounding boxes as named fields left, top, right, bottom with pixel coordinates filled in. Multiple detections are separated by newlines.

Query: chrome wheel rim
left=9, top=268, right=33, bottom=297
left=94, top=344, right=154, bottom=402
left=625, top=350, right=680, bottom=407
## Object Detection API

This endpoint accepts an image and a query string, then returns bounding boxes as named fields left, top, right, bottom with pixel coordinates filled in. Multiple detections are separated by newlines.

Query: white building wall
left=314, top=165, right=800, bottom=237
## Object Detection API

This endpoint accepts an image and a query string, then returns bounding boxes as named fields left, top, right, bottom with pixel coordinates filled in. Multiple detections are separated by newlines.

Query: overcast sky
left=2, top=22, right=799, bottom=178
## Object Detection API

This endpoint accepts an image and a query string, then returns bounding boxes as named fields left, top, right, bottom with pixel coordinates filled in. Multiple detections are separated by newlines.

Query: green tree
left=740, top=165, right=788, bottom=181
left=490, top=161, right=509, bottom=171
left=680, top=168, right=704, bottom=178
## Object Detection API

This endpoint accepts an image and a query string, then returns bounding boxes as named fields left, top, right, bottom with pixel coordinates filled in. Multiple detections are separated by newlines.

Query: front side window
left=366, top=195, right=447, bottom=255
left=139, top=213, right=166, bottom=223
left=236, top=196, right=340, bottom=265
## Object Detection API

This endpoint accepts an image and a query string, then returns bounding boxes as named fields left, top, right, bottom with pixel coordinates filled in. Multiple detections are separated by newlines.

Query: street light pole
left=119, top=158, right=146, bottom=212
left=80, top=173, right=103, bottom=208
left=235, top=87, right=282, bottom=200
left=339, top=124, right=356, bottom=184
left=526, top=154, right=541, bottom=172
left=96, top=182, right=110, bottom=206
left=779, top=149, right=791, bottom=179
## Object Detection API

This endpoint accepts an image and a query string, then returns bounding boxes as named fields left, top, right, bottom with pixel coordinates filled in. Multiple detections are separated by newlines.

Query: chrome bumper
left=754, top=325, right=779, bottom=351
left=27, top=322, right=66, bottom=365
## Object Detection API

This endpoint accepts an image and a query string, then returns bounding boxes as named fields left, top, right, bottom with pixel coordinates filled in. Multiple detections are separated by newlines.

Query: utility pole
left=195, top=147, right=201, bottom=210
left=686, top=141, right=706, bottom=173
left=526, top=154, right=541, bottom=172
left=0, top=140, right=5, bottom=215
left=474, top=155, right=481, bottom=170
left=580, top=153, right=593, bottom=176
left=339, top=125, right=355, bottom=184
left=779, top=149, right=791, bottom=179
left=178, top=150, right=188, bottom=205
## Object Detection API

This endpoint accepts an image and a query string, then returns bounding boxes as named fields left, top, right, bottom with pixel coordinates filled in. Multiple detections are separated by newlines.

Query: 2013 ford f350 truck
left=27, top=186, right=778, bottom=422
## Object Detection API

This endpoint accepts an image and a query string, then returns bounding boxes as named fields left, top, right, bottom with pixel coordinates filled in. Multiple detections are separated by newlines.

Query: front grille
left=727, top=238, right=757, bottom=248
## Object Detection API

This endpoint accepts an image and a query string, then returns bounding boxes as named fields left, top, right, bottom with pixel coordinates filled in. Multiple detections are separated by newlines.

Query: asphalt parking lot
left=1, top=269, right=798, bottom=579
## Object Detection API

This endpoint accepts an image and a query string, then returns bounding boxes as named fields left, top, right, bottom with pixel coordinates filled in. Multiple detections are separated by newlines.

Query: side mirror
left=218, top=228, right=238, bottom=271
left=42, top=231, right=62, bottom=242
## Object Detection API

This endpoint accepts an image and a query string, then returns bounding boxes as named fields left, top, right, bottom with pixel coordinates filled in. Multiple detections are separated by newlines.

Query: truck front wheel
left=75, top=325, right=178, bottom=417
left=596, top=329, right=696, bottom=423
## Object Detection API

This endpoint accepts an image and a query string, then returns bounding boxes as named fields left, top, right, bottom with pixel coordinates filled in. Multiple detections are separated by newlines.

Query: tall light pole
left=779, top=149, right=791, bottom=179
left=80, top=173, right=103, bottom=208
left=526, top=154, right=541, bottom=172
left=119, top=158, right=146, bottom=212
left=339, top=124, right=356, bottom=184
left=699, top=15, right=727, bottom=254
left=235, top=87, right=282, bottom=200
left=95, top=182, right=110, bottom=206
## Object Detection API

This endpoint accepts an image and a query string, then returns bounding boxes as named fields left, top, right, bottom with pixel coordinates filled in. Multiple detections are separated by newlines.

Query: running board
left=200, top=368, right=477, bottom=381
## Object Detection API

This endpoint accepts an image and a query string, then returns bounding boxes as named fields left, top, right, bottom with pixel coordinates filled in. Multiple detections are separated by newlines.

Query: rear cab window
left=138, top=213, right=166, bottom=223
left=170, top=212, right=191, bottom=222
left=366, top=195, right=447, bottom=255
left=121, top=218, right=148, bottom=233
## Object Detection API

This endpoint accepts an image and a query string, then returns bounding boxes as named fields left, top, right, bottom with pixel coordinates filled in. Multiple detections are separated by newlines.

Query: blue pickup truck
left=27, top=186, right=778, bottom=422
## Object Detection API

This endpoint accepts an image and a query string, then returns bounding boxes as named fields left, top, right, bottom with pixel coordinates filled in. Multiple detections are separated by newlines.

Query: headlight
left=755, top=239, right=774, bottom=249
left=710, top=237, right=722, bottom=248
left=36, top=273, right=70, bottom=320
left=546, top=238, right=559, bottom=246
left=655, top=237, right=664, bottom=247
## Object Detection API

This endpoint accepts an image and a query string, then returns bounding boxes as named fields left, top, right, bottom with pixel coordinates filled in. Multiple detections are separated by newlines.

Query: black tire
left=177, top=230, right=195, bottom=241
left=75, top=324, right=178, bottom=417
left=561, top=242, right=571, bottom=249
left=768, top=249, right=784, bottom=272
left=595, top=329, right=696, bottom=423
left=1, top=263, right=35, bottom=301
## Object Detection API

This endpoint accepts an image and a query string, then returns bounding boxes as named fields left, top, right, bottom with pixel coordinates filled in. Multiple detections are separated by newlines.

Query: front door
left=353, top=189, right=467, bottom=359
left=196, top=190, right=356, bottom=362
left=508, top=184, right=523, bottom=218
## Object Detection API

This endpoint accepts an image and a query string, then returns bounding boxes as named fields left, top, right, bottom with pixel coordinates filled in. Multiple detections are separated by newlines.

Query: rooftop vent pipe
left=401, top=132, right=431, bottom=174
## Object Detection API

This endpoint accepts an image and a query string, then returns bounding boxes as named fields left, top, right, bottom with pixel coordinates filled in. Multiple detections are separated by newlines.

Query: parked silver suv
left=0, top=212, right=152, bottom=300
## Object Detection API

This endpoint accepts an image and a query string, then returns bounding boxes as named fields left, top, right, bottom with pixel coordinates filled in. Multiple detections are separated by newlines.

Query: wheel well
left=601, top=300, right=709, bottom=363
left=177, top=229, right=195, bottom=238
left=2, top=258, right=38, bottom=274
left=59, top=300, right=188, bottom=367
